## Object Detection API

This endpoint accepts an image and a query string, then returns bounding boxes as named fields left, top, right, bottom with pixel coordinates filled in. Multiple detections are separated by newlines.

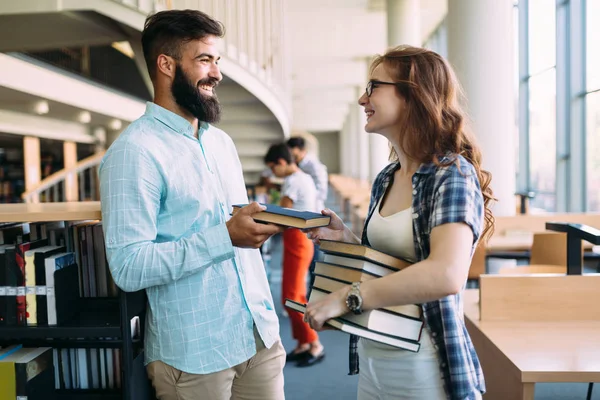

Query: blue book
left=232, top=203, right=330, bottom=229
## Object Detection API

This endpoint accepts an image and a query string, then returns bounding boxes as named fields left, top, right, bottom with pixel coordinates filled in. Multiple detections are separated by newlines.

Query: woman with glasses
left=303, top=46, right=494, bottom=400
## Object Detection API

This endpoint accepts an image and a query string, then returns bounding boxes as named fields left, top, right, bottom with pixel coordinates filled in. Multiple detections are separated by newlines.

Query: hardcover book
left=284, top=299, right=420, bottom=352
left=319, top=240, right=411, bottom=271
left=231, top=203, right=330, bottom=229
left=309, top=288, right=423, bottom=341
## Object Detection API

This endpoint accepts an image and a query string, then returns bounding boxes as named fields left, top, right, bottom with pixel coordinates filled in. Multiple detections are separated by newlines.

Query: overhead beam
left=0, top=53, right=146, bottom=122
left=0, top=109, right=94, bottom=143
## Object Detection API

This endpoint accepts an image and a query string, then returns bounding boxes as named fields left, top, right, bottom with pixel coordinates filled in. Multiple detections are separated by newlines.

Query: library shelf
left=0, top=202, right=150, bottom=400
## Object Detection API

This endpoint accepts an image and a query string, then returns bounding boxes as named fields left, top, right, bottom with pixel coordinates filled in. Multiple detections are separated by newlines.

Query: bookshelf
left=0, top=202, right=150, bottom=400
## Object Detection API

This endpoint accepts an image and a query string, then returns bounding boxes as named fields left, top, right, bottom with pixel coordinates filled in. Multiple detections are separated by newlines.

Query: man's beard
left=171, top=65, right=221, bottom=123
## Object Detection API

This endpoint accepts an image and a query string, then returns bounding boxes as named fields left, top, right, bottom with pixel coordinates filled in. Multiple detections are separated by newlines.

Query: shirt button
left=412, top=213, right=419, bottom=219
left=412, top=189, right=417, bottom=195
left=432, top=332, right=437, bottom=338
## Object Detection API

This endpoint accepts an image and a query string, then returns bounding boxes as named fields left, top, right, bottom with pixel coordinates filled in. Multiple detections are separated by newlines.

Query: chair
left=529, top=232, right=569, bottom=266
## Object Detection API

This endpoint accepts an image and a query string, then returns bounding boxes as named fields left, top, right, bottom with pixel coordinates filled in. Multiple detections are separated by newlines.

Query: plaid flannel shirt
left=350, top=154, right=486, bottom=400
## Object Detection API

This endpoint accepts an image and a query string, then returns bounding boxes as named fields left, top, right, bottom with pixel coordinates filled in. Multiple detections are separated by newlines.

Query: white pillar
left=348, top=105, right=360, bottom=179
left=447, top=0, right=515, bottom=217
left=340, top=116, right=351, bottom=176
left=386, top=0, right=421, bottom=47
left=353, top=87, right=371, bottom=182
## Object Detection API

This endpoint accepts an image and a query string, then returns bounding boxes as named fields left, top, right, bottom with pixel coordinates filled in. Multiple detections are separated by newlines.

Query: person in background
left=99, top=10, right=285, bottom=400
left=303, top=46, right=495, bottom=400
left=264, top=143, right=326, bottom=367
left=287, top=137, right=328, bottom=213
left=287, top=136, right=329, bottom=292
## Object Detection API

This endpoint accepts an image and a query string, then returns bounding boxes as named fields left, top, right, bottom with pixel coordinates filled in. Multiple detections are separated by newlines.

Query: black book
left=54, top=263, right=80, bottom=325
left=33, top=245, right=66, bottom=325
left=3, top=247, right=18, bottom=326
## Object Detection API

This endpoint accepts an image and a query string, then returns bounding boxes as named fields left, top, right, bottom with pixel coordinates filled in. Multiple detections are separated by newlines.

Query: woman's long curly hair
left=371, top=45, right=495, bottom=242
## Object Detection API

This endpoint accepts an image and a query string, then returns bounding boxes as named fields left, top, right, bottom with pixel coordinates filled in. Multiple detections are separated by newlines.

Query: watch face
left=347, top=295, right=359, bottom=310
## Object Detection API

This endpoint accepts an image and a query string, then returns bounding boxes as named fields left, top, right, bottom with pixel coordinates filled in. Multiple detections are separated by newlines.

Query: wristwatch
left=345, top=282, right=363, bottom=315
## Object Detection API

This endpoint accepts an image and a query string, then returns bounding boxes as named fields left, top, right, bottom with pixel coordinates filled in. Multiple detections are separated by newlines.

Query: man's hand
left=227, top=202, right=284, bottom=248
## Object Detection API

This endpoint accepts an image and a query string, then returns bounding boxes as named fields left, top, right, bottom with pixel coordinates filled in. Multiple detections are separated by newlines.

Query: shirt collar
left=388, top=154, right=454, bottom=177
left=145, top=102, right=209, bottom=138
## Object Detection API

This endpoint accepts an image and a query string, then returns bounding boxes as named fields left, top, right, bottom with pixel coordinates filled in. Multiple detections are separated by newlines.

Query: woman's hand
left=305, top=209, right=353, bottom=245
left=304, top=287, right=350, bottom=331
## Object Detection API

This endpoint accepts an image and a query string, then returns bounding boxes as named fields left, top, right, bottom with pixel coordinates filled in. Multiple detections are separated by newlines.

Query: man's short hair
left=286, top=137, right=306, bottom=150
left=264, top=143, right=293, bottom=165
left=142, top=9, right=225, bottom=80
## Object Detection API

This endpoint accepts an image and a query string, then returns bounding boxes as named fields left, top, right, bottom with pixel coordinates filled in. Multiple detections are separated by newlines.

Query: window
left=587, top=92, right=600, bottom=211
left=528, top=69, right=557, bottom=210
left=587, top=0, right=600, bottom=92
left=526, top=0, right=557, bottom=211
left=586, top=0, right=600, bottom=211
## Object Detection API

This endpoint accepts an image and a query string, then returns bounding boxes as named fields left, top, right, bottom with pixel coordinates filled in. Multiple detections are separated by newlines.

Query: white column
left=340, top=116, right=351, bottom=176
left=348, top=104, right=360, bottom=179
left=353, top=87, right=371, bottom=182
left=386, top=0, right=421, bottom=47
left=447, top=0, right=515, bottom=217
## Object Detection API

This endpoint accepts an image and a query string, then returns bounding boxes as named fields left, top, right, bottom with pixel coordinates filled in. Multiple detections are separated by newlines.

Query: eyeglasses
left=365, top=80, right=416, bottom=97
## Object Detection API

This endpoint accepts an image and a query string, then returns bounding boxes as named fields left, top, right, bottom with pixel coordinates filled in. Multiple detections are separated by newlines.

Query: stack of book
left=285, top=240, right=424, bottom=352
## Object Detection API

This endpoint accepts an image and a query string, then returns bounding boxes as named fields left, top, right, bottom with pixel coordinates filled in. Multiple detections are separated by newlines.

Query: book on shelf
left=231, top=203, right=331, bottom=229
left=319, top=240, right=411, bottom=271
left=25, top=245, right=65, bottom=326
left=44, top=252, right=77, bottom=325
left=284, top=299, right=420, bottom=352
left=0, top=203, right=138, bottom=396
left=308, top=288, right=423, bottom=341
left=312, top=274, right=421, bottom=319
left=0, top=347, right=54, bottom=400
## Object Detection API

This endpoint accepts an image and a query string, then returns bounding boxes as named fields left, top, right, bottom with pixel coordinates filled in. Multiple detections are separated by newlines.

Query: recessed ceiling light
left=77, top=111, right=92, bottom=124
left=108, top=119, right=122, bottom=130
left=32, top=100, right=49, bottom=115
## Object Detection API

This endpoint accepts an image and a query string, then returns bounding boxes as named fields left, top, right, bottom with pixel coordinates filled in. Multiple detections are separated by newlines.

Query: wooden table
left=463, top=289, right=600, bottom=400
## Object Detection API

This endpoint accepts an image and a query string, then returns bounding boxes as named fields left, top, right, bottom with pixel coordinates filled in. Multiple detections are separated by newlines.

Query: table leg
left=521, top=383, right=535, bottom=400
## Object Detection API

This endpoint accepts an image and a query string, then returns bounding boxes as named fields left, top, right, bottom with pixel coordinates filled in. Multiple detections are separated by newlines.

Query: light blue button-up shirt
left=99, top=102, right=280, bottom=374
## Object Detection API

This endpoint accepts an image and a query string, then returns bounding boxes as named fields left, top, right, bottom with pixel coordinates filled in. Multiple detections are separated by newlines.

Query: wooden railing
left=21, top=151, right=106, bottom=204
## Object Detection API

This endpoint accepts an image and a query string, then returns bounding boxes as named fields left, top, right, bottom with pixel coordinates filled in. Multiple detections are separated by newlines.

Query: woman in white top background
left=304, top=46, right=495, bottom=400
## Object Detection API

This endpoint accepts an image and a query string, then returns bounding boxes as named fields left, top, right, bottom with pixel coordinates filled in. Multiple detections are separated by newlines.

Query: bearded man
left=99, top=10, right=285, bottom=400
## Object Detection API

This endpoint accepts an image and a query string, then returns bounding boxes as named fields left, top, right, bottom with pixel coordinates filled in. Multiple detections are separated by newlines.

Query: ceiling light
left=108, top=119, right=122, bottom=130
left=32, top=100, right=49, bottom=115
left=77, top=111, right=92, bottom=124
left=111, top=41, right=135, bottom=59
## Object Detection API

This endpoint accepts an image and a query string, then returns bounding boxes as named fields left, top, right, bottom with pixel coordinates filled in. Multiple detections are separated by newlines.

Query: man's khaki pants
left=147, top=329, right=286, bottom=400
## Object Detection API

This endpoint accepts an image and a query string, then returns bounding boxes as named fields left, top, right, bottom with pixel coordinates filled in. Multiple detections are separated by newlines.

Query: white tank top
left=366, top=196, right=417, bottom=263
left=363, top=195, right=426, bottom=358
